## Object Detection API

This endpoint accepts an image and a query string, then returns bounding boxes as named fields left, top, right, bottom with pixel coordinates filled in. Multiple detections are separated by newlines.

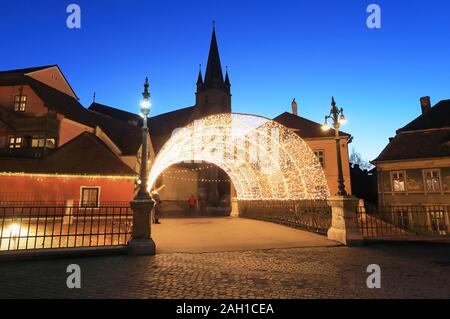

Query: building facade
left=0, top=65, right=145, bottom=205
left=273, top=100, right=353, bottom=196
left=373, top=97, right=450, bottom=207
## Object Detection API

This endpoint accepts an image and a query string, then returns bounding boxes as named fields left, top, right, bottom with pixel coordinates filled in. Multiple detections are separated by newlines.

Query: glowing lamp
left=140, top=100, right=151, bottom=110
left=321, top=121, right=330, bottom=131
left=339, top=114, right=347, bottom=125
left=8, top=223, right=20, bottom=238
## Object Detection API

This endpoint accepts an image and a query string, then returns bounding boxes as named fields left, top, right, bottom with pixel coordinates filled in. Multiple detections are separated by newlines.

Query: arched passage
left=148, top=113, right=329, bottom=201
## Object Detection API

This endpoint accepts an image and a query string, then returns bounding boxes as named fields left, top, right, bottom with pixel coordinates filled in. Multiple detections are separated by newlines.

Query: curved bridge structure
left=148, top=113, right=329, bottom=201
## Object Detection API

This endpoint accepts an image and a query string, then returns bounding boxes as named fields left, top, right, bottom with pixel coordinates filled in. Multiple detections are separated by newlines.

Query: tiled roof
left=373, top=129, right=450, bottom=162
left=273, top=112, right=351, bottom=139
left=398, top=99, right=450, bottom=132
left=0, top=132, right=137, bottom=176
left=0, top=65, right=56, bottom=77
left=0, top=76, right=142, bottom=156
left=89, top=101, right=197, bottom=154
left=88, top=102, right=141, bottom=124
left=374, top=100, right=450, bottom=163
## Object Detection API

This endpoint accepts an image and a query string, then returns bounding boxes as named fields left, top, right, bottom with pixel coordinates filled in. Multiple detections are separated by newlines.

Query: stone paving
left=0, top=243, right=449, bottom=299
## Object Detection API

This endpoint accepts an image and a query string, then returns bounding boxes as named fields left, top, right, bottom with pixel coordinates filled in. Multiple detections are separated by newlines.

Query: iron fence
left=239, top=200, right=331, bottom=234
left=357, top=204, right=450, bottom=238
left=0, top=204, right=132, bottom=251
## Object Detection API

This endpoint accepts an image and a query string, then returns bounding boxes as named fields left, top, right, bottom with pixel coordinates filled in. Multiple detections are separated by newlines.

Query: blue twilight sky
left=0, top=0, right=449, bottom=161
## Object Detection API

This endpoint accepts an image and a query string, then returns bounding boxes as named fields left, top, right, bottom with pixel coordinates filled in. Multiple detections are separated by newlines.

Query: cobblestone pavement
left=0, top=243, right=449, bottom=299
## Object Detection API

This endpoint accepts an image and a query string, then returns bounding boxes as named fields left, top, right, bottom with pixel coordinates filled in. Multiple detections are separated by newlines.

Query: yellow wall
left=304, top=137, right=352, bottom=196
left=376, top=158, right=450, bottom=206
left=159, top=165, right=198, bottom=201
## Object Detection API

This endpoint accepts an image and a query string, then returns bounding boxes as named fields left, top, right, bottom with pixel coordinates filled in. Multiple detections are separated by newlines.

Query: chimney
left=291, top=98, right=298, bottom=116
left=420, top=96, right=431, bottom=114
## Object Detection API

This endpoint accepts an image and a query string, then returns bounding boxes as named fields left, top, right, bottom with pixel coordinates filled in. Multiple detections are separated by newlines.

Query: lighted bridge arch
left=148, top=113, right=329, bottom=201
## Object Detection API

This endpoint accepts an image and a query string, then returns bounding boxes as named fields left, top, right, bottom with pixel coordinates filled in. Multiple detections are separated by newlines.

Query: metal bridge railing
left=0, top=204, right=132, bottom=251
left=357, top=204, right=450, bottom=238
left=239, top=200, right=331, bottom=234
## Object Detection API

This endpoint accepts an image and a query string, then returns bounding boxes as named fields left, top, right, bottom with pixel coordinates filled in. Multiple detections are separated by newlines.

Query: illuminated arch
left=148, top=113, right=329, bottom=200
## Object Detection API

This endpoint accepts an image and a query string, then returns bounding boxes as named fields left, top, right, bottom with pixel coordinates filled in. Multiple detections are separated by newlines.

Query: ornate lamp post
left=322, top=97, right=348, bottom=196
left=137, top=77, right=151, bottom=200
left=128, top=77, right=156, bottom=255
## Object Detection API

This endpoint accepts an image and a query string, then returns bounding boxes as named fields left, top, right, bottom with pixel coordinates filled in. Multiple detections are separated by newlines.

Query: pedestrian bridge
left=148, top=113, right=330, bottom=201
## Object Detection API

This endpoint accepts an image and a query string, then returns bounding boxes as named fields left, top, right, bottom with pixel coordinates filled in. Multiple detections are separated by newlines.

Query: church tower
left=195, top=23, right=231, bottom=117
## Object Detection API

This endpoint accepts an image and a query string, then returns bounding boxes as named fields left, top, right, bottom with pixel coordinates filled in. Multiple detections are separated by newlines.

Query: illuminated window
left=424, top=170, right=441, bottom=192
left=14, top=95, right=27, bottom=112
left=80, top=187, right=100, bottom=208
left=31, top=138, right=56, bottom=149
left=314, top=150, right=325, bottom=167
left=9, top=137, right=22, bottom=149
left=392, top=171, right=406, bottom=192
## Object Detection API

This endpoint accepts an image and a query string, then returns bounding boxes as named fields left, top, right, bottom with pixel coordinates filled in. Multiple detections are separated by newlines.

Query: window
left=314, top=150, right=325, bottom=167
left=425, top=170, right=441, bottom=192
left=14, top=95, right=27, bottom=112
left=9, top=137, right=22, bottom=149
left=80, top=187, right=100, bottom=208
left=429, top=211, right=447, bottom=235
left=31, top=138, right=56, bottom=149
left=392, top=171, right=406, bottom=192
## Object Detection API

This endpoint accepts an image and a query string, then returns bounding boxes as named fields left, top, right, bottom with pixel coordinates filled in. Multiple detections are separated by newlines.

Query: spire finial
left=93, top=92, right=96, bottom=103
left=331, top=96, right=336, bottom=106
left=213, top=20, right=215, bottom=29
left=143, top=77, right=150, bottom=100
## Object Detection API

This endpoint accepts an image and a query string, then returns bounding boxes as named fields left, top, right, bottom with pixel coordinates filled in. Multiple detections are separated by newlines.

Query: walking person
left=188, top=195, right=197, bottom=215
left=151, top=190, right=162, bottom=224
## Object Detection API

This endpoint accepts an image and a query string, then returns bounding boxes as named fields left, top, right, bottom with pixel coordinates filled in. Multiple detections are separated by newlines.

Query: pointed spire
left=197, top=64, right=203, bottom=85
left=93, top=92, right=96, bottom=103
left=225, top=66, right=230, bottom=86
left=203, top=21, right=225, bottom=90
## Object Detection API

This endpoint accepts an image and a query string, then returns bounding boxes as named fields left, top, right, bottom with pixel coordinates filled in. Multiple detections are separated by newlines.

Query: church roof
left=273, top=112, right=351, bottom=139
left=203, top=25, right=224, bottom=88
left=148, top=106, right=196, bottom=153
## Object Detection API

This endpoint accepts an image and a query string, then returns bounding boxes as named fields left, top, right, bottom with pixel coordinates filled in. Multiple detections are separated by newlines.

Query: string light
left=148, top=113, right=329, bottom=200
left=161, top=173, right=231, bottom=183
left=0, top=172, right=136, bottom=180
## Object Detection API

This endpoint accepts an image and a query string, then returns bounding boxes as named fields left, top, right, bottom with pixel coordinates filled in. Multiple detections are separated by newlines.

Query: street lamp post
left=322, top=97, right=348, bottom=196
left=137, top=77, right=151, bottom=200
left=128, top=77, right=156, bottom=255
